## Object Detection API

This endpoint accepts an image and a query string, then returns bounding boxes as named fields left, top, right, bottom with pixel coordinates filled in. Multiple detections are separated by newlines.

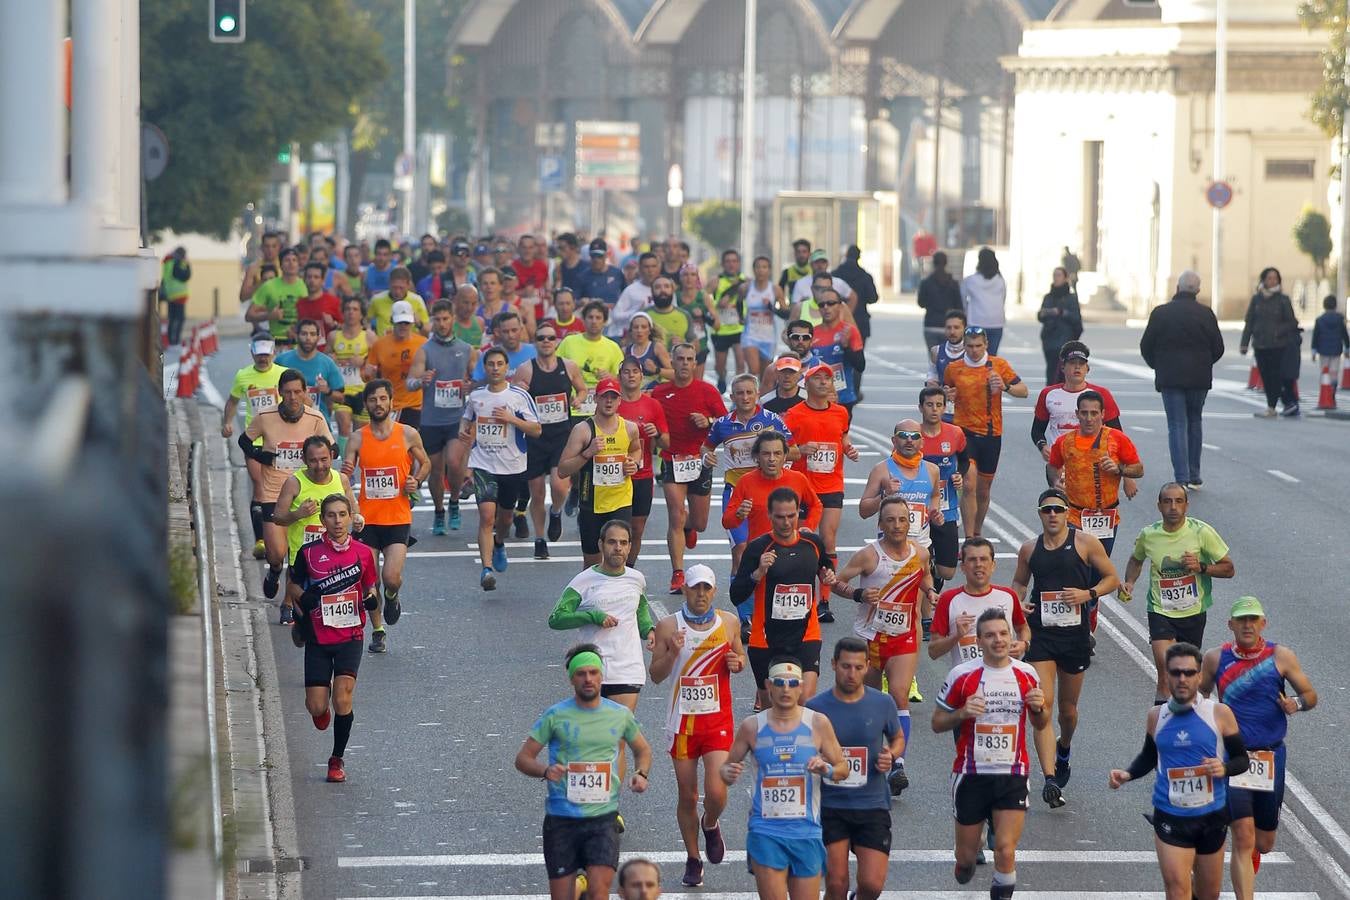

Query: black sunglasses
left=1038, top=505, right=1068, bottom=514
left=1168, top=668, right=1200, bottom=678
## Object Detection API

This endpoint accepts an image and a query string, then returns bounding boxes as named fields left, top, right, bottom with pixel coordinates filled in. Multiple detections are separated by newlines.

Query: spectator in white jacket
left=962, top=247, right=1007, bottom=354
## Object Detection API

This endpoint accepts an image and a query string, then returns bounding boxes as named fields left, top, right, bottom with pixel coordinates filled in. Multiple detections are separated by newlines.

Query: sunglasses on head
left=965, top=326, right=987, bottom=336
left=769, top=677, right=801, bottom=688
left=1168, top=667, right=1200, bottom=678
left=1038, top=504, right=1068, bottom=514
left=894, top=430, right=922, bottom=441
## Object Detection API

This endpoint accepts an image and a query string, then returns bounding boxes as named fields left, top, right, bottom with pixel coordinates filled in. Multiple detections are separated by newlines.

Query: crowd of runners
left=219, top=231, right=1317, bottom=900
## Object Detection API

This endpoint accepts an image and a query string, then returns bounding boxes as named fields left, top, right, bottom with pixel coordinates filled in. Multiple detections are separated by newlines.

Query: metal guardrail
left=189, top=441, right=226, bottom=900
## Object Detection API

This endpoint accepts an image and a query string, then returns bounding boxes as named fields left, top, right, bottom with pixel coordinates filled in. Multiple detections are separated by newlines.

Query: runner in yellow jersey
left=328, top=296, right=376, bottom=440
left=223, top=334, right=285, bottom=558
left=558, top=377, right=642, bottom=570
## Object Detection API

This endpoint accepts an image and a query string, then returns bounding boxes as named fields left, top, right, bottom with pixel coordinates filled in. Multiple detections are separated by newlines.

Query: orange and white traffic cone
left=1247, top=363, right=1263, bottom=391
left=1341, top=362, right=1350, bottom=391
left=1317, top=361, right=1336, bottom=410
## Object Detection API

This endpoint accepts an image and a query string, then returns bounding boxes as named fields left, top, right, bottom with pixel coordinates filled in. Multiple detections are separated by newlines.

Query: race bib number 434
left=565, top=762, right=612, bottom=805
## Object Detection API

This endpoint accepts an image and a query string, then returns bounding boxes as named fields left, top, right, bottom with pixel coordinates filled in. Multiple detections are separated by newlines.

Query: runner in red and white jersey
left=929, top=537, right=1029, bottom=669
left=1031, top=342, right=1130, bottom=493
left=648, top=564, right=746, bottom=886
left=932, top=609, right=1050, bottom=896
left=650, top=343, right=727, bottom=593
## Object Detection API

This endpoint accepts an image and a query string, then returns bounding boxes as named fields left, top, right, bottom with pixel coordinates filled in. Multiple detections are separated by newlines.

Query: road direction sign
left=539, top=155, right=563, bottom=193
left=575, top=121, right=639, bottom=192
left=141, top=124, right=169, bottom=181
left=1206, top=180, right=1233, bottom=209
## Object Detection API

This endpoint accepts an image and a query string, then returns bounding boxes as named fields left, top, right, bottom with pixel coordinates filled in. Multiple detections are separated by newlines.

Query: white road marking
left=1268, top=469, right=1300, bottom=483
left=1131, top=425, right=1153, bottom=432
left=335, top=849, right=1293, bottom=867
left=1202, top=443, right=1221, bottom=450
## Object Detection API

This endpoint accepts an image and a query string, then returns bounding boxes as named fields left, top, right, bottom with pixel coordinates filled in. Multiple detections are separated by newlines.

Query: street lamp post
left=402, top=0, right=415, bottom=238
left=1211, top=0, right=1227, bottom=311
left=738, top=0, right=757, bottom=256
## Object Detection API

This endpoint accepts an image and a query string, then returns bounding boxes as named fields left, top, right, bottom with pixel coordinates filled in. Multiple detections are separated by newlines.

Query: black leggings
left=1254, top=347, right=1297, bottom=410
left=1042, top=342, right=1064, bottom=385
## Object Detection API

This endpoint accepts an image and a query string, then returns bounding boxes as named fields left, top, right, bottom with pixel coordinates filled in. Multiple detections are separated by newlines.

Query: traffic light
left=210, top=0, right=246, bottom=43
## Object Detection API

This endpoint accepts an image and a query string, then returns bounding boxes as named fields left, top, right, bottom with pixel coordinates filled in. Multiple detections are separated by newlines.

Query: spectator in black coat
left=834, top=245, right=879, bottom=400
left=917, top=250, right=961, bottom=351
left=1240, top=266, right=1301, bottom=418
left=1037, top=267, right=1082, bottom=383
left=1140, top=270, right=1225, bottom=488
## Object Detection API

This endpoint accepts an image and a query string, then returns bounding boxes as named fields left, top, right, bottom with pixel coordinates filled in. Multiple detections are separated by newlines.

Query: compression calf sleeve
left=898, top=709, right=912, bottom=759
left=333, top=712, right=354, bottom=758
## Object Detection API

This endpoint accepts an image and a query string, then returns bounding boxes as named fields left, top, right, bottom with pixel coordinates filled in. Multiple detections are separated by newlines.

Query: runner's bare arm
left=1198, top=647, right=1221, bottom=697
left=270, top=476, right=303, bottom=526
left=829, top=544, right=877, bottom=600
left=1202, top=553, right=1235, bottom=579
left=1010, top=539, right=1035, bottom=604
left=647, top=617, right=680, bottom=683
left=514, top=737, right=561, bottom=781
left=1076, top=532, right=1120, bottom=597
left=1277, top=645, right=1318, bottom=712
left=556, top=421, right=595, bottom=479
left=404, top=425, right=431, bottom=485
left=856, top=462, right=890, bottom=519
left=718, top=718, right=758, bottom=785
left=811, top=715, right=848, bottom=782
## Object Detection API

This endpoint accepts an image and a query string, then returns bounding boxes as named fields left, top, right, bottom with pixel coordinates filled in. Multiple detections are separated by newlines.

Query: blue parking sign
left=539, top=155, right=563, bottom=193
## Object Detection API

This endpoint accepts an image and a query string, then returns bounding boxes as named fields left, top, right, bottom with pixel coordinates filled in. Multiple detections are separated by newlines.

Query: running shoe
left=368, top=629, right=387, bottom=653
left=431, top=511, right=446, bottom=536
left=1281, top=404, right=1301, bottom=418
left=548, top=509, right=563, bottom=542
left=492, top=542, right=509, bottom=572
left=681, top=857, right=704, bottom=887
left=252, top=539, right=266, bottom=560
left=326, top=756, right=346, bottom=783
left=448, top=507, right=462, bottom=530
left=1042, top=778, right=1065, bottom=809
left=312, top=709, right=331, bottom=731
left=922, top=618, right=932, bottom=642
left=564, top=487, right=579, bottom=517
left=480, top=567, right=496, bottom=591
left=1187, top=479, right=1204, bottom=490
left=908, top=677, right=924, bottom=703
left=290, top=616, right=306, bottom=647
left=954, top=862, right=976, bottom=884
left=740, top=621, right=752, bottom=646
left=818, top=602, right=835, bottom=624
left=534, top=539, right=549, bottom=560
left=513, top=513, right=529, bottom=539
left=576, top=873, right=588, bottom=896
left=669, top=569, right=686, bottom=594
left=1253, top=408, right=1277, bottom=418
left=263, top=567, right=281, bottom=599
left=717, top=377, right=727, bottom=394
left=976, top=847, right=987, bottom=865
left=615, top=813, right=625, bottom=834
left=702, top=820, right=726, bottom=864
left=383, top=593, right=401, bottom=626
left=888, top=761, right=910, bottom=796
left=684, top=527, right=698, bottom=549
left=459, top=480, right=474, bottom=500
left=279, top=603, right=293, bottom=625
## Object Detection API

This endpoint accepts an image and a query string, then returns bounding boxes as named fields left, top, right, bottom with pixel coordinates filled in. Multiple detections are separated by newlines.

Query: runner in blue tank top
left=720, top=656, right=845, bottom=897
left=1200, top=596, right=1318, bottom=898
left=1110, top=642, right=1250, bottom=900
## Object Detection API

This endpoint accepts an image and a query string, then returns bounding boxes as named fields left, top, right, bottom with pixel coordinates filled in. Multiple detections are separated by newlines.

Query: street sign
left=539, top=155, right=563, bottom=193
left=535, top=122, right=565, bottom=149
left=575, top=121, right=640, bottom=192
left=141, top=123, right=169, bottom=181
left=1206, top=180, right=1233, bottom=209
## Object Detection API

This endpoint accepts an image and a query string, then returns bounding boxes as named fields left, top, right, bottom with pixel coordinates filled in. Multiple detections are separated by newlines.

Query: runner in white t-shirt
left=929, top=537, right=1030, bottom=669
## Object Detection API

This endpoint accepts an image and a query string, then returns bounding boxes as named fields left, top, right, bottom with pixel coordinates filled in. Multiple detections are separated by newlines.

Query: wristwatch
left=1088, top=588, right=1099, bottom=602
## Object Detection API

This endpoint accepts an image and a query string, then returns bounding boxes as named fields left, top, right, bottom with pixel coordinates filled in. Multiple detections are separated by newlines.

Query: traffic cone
left=159, top=320, right=168, bottom=349
left=1246, top=363, right=1263, bottom=391
left=1317, top=362, right=1336, bottom=409
left=202, top=320, right=219, bottom=355
left=1341, top=363, right=1350, bottom=391
left=175, top=342, right=197, bottom=398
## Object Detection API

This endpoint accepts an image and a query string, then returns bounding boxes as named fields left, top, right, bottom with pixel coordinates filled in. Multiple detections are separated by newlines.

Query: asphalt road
left=205, top=311, right=1350, bottom=900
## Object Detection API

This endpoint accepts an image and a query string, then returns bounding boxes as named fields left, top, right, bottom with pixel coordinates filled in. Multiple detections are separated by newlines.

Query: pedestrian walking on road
left=1240, top=267, right=1301, bottom=418
left=961, top=248, right=1007, bottom=354
left=1037, top=268, right=1082, bottom=384
left=918, top=251, right=962, bottom=356
left=1139, top=271, right=1224, bottom=489
left=1310, top=294, right=1349, bottom=402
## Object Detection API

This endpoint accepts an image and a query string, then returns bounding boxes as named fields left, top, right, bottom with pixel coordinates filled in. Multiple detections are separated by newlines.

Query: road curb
left=182, top=398, right=304, bottom=899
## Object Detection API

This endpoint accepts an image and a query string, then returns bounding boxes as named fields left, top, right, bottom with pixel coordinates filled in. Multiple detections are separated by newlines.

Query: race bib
left=247, top=387, right=278, bottom=416
left=747, top=309, right=774, bottom=342
left=592, top=453, right=626, bottom=487
left=973, top=722, right=1017, bottom=767
left=760, top=776, right=806, bottom=818
left=670, top=455, right=702, bottom=483
left=363, top=465, right=399, bottom=499
left=723, top=439, right=755, bottom=470
left=301, top=524, right=324, bottom=545
left=338, top=362, right=363, bottom=387
left=476, top=420, right=508, bottom=448
left=576, top=390, right=597, bottom=417
left=1039, top=591, right=1080, bottom=628
left=433, top=379, right=463, bottom=409
left=273, top=441, right=304, bottom=470
left=307, top=386, right=324, bottom=408
left=677, top=675, right=719, bottom=716
left=1229, top=749, right=1276, bottom=792
left=1166, top=766, right=1214, bottom=808
left=1158, top=575, right=1199, bottom=613
left=831, top=363, right=846, bottom=392
left=720, top=306, right=741, bottom=327
left=535, top=392, right=569, bottom=424
left=907, top=505, right=929, bottom=537
left=771, top=583, right=812, bottom=620
left=957, top=634, right=982, bottom=662
left=565, top=762, right=612, bottom=805
left=1079, top=508, right=1118, bottom=539
left=806, top=445, right=838, bottom=473
left=873, top=601, right=912, bottom=636
left=838, top=747, right=868, bottom=788
left=320, top=588, right=361, bottom=629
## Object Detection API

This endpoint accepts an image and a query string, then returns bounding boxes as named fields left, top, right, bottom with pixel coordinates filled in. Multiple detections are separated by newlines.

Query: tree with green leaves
left=141, top=0, right=386, bottom=237
left=1298, top=1, right=1350, bottom=138
left=1294, top=205, right=1334, bottom=277
left=683, top=201, right=742, bottom=255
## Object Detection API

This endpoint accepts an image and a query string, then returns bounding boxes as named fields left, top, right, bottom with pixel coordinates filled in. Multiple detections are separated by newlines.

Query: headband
left=567, top=651, right=604, bottom=677
left=767, top=662, right=803, bottom=681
